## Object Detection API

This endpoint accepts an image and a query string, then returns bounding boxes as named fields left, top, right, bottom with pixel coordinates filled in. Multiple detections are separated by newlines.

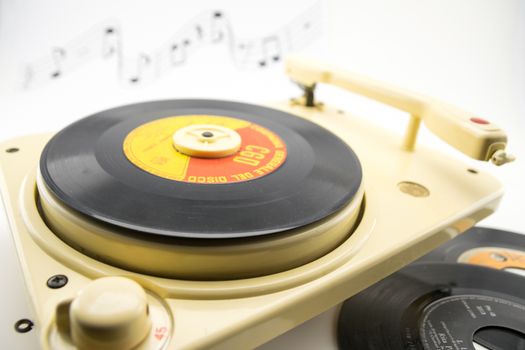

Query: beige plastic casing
left=0, top=54, right=509, bottom=350
left=285, top=55, right=512, bottom=163
left=0, top=101, right=504, bottom=349
left=65, top=277, right=151, bottom=350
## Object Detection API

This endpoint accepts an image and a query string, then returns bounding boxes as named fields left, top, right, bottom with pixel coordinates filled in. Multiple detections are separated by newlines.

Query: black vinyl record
left=337, top=263, right=525, bottom=350
left=417, top=226, right=525, bottom=264
left=40, top=99, right=362, bottom=239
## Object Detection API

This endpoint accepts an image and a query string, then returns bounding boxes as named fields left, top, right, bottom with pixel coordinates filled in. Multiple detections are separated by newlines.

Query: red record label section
left=123, top=115, right=287, bottom=184
left=185, top=125, right=287, bottom=183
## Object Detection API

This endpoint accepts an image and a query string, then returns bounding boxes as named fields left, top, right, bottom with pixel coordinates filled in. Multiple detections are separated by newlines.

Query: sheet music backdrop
left=20, top=3, right=322, bottom=89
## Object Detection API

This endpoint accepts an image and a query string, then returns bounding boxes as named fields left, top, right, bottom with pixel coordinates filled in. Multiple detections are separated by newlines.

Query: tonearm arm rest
left=285, top=55, right=515, bottom=166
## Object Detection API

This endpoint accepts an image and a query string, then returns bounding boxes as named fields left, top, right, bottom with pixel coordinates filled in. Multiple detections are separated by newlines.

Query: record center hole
left=5, top=147, right=19, bottom=153
left=490, top=252, right=507, bottom=262
left=504, top=267, right=525, bottom=277
left=473, top=326, right=525, bottom=350
left=201, top=131, right=214, bottom=138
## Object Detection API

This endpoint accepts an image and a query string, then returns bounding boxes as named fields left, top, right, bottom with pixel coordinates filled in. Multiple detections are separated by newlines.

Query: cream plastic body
left=0, top=55, right=511, bottom=350
left=0, top=99, right=505, bottom=349
left=63, top=277, right=151, bottom=350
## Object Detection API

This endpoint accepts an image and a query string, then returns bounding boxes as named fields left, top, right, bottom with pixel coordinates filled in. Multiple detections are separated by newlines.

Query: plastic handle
left=285, top=55, right=514, bottom=165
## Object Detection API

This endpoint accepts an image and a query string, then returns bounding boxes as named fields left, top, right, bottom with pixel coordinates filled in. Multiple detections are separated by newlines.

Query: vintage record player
left=0, top=56, right=515, bottom=350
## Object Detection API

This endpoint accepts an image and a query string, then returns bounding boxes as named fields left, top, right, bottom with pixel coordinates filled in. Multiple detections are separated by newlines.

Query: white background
left=1, top=0, right=524, bottom=349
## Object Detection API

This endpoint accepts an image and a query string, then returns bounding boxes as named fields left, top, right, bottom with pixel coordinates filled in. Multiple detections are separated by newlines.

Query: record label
left=419, top=294, right=525, bottom=350
left=458, top=248, right=525, bottom=271
left=417, top=227, right=525, bottom=275
left=338, top=263, right=525, bottom=350
left=123, top=115, right=287, bottom=184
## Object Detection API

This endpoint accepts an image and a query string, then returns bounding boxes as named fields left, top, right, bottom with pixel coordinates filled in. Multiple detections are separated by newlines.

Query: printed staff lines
left=22, top=4, right=322, bottom=89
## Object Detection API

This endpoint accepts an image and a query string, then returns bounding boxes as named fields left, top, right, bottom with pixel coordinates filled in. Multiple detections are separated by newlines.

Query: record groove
left=39, top=99, right=362, bottom=239
left=337, top=263, right=525, bottom=350
left=417, top=227, right=525, bottom=269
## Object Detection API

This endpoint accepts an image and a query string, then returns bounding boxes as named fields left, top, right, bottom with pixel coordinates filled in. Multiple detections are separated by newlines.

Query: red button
left=470, top=117, right=490, bottom=125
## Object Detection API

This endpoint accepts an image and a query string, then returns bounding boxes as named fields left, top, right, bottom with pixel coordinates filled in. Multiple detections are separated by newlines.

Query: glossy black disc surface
left=417, top=226, right=525, bottom=264
left=337, top=263, right=525, bottom=350
left=40, top=99, right=362, bottom=239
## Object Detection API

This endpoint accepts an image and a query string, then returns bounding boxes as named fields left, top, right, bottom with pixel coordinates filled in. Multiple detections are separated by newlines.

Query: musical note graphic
left=50, top=47, right=66, bottom=78
left=128, top=54, right=152, bottom=84
left=258, top=36, right=282, bottom=67
left=101, top=26, right=121, bottom=58
left=22, top=2, right=322, bottom=89
left=169, top=43, right=186, bottom=66
left=195, top=25, right=203, bottom=40
left=23, top=20, right=121, bottom=88
left=210, top=11, right=228, bottom=43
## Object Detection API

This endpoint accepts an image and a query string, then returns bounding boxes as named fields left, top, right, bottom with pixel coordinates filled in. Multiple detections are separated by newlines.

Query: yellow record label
left=123, top=115, right=287, bottom=184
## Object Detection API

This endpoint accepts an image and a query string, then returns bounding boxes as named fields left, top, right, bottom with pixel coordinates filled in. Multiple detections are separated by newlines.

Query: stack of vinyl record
left=337, top=227, right=525, bottom=350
